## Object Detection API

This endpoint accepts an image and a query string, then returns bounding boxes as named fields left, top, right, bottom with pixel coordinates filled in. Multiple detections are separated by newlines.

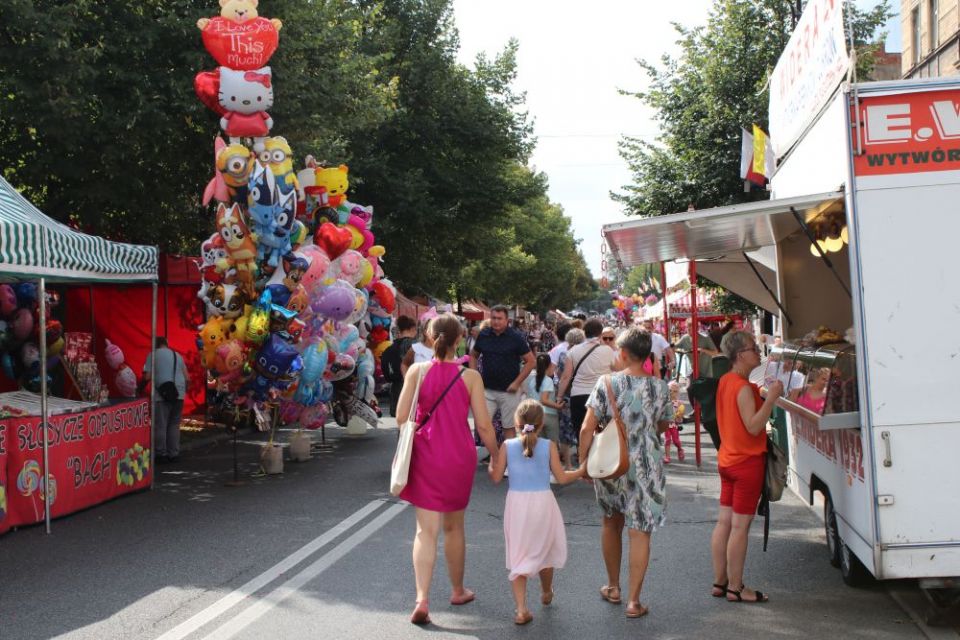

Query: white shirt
left=548, top=342, right=569, bottom=368
left=648, top=332, right=671, bottom=360
left=411, top=342, right=433, bottom=364
left=566, top=339, right=618, bottom=397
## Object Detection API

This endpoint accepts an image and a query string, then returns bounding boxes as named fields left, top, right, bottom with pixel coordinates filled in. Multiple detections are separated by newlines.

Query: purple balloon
left=312, top=281, right=357, bottom=322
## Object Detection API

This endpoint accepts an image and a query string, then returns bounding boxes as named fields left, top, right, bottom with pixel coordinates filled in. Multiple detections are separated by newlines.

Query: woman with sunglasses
left=710, top=331, right=783, bottom=604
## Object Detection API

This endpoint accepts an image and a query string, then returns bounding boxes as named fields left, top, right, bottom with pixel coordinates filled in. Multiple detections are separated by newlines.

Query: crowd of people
left=387, top=306, right=779, bottom=625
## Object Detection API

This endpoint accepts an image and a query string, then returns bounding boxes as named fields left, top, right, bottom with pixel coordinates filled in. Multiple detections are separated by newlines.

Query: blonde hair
left=515, top=399, right=545, bottom=458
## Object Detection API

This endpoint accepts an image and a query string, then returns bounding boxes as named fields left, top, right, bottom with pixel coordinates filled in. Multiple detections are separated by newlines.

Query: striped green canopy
left=0, top=176, right=157, bottom=283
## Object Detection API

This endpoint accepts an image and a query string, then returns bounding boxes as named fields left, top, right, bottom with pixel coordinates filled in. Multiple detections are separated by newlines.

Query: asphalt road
left=0, top=420, right=941, bottom=640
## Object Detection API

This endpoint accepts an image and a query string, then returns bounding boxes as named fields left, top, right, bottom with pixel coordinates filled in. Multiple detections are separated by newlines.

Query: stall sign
left=792, top=415, right=865, bottom=483
left=0, top=427, right=8, bottom=535
left=2, top=399, right=151, bottom=529
left=769, top=0, right=849, bottom=159
left=854, top=89, right=960, bottom=176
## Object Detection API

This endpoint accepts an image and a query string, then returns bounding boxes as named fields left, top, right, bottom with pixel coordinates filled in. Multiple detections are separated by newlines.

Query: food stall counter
left=763, top=341, right=861, bottom=431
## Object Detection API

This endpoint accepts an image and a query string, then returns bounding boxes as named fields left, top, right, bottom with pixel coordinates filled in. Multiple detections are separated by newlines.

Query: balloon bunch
left=192, top=1, right=395, bottom=429
left=0, top=284, right=62, bottom=392
left=610, top=292, right=656, bottom=323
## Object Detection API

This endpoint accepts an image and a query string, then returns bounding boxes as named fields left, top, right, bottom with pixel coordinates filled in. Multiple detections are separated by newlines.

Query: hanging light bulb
left=824, top=235, right=844, bottom=252
left=810, top=238, right=830, bottom=256
left=840, top=225, right=849, bottom=244
left=810, top=242, right=821, bottom=257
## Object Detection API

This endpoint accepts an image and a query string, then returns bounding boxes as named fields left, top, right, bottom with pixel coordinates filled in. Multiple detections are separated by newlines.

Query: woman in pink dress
left=395, top=313, right=500, bottom=625
left=795, top=367, right=830, bottom=414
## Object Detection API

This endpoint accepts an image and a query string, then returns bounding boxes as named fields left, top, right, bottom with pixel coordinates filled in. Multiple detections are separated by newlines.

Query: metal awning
left=602, top=192, right=845, bottom=268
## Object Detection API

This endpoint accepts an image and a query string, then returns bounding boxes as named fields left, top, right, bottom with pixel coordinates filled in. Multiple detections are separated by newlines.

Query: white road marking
left=154, top=499, right=387, bottom=640
left=200, top=501, right=408, bottom=640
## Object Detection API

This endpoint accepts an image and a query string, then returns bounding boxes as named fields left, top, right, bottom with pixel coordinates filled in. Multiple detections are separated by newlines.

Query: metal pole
left=660, top=260, right=669, bottom=353
left=150, top=283, right=157, bottom=489
left=39, top=278, right=51, bottom=533
left=88, top=285, right=96, bottom=350
left=689, top=262, right=702, bottom=468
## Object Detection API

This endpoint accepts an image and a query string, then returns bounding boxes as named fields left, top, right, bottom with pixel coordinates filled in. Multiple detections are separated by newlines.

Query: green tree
left=0, top=0, right=393, bottom=251
left=613, top=0, right=892, bottom=218
left=622, top=264, right=663, bottom=298
left=454, top=165, right=594, bottom=312
left=347, top=0, right=538, bottom=299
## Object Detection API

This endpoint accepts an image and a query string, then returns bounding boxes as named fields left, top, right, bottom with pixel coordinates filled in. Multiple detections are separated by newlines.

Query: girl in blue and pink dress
left=488, top=399, right=584, bottom=625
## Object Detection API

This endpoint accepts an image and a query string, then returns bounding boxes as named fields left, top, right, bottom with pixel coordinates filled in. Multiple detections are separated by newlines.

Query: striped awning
left=0, top=176, right=157, bottom=283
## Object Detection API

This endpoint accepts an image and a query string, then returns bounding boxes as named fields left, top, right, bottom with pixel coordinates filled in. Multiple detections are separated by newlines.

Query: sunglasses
left=738, top=345, right=761, bottom=354
left=602, top=336, right=615, bottom=342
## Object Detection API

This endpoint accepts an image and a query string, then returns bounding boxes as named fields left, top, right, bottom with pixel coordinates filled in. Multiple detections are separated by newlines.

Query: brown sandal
left=600, top=585, right=622, bottom=604
left=541, top=590, right=554, bottom=606
left=625, top=602, right=649, bottom=618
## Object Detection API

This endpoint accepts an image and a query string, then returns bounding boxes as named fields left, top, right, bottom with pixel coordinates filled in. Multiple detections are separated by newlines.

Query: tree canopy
left=0, top=0, right=593, bottom=311
left=613, top=0, right=893, bottom=218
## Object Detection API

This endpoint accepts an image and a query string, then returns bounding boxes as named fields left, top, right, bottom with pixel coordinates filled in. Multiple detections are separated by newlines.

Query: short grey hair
left=566, top=328, right=586, bottom=346
left=616, top=327, right=651, bottom=363
left=721, top=330, right=755, bottom=361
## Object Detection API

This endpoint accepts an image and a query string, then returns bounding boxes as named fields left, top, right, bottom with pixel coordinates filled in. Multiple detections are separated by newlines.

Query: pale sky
left=452, top=0, right=899, bottom=278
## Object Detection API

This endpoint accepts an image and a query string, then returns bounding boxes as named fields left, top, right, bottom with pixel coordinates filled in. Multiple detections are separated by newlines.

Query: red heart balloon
left=201, top=17, right=279, bottom=71
left=194, top=70, right=224, bottom=115
left=315, top=223, right=352, bottom=260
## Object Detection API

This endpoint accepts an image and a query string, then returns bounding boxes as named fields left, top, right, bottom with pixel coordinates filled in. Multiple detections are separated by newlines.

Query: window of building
left=928, top=0, right=939, bottom=50
left=912, top=6, right=921, bottom=64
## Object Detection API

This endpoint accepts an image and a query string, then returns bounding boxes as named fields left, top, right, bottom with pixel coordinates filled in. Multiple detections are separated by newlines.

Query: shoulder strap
left=602, top=375, right=625, bottom=432
left=406, top=363, right=428, bottom=420
left=571, top=343, right=602, bottom=383
left=418, top=366, right=466, bottom=430
left=170, top=350, right=177, bottom=380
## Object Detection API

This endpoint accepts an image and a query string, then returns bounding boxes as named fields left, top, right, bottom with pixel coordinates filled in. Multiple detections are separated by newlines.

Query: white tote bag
left=390, top=365, right=427, bottom=496
left=586, top=376, right=630, bottom=480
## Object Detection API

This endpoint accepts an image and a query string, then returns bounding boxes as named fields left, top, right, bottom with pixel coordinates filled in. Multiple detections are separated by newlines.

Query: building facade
left=870, top=43, right=903, bottom=80
left=901, top=0, right=960, bottom=78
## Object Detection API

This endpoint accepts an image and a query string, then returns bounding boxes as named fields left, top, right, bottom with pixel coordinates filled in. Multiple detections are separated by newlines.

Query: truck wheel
left=839, top=540, right=871, bottom=587
left=824, top=494, right=841, bottom=568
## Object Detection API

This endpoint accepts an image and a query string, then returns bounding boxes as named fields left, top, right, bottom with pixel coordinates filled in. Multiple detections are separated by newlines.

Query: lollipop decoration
left=116, top=444, right=151, bottom=487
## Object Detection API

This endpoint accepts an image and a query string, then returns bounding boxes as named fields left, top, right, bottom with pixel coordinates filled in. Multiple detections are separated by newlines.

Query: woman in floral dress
left=579, top=327, right=672, bottom=619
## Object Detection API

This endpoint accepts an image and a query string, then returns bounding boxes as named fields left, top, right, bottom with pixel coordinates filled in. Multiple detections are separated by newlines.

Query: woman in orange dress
left=709, top=331, right=782, bottom=604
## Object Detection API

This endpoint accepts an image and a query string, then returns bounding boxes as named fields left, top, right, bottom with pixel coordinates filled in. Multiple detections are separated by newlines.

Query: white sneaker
left=503, top=468, right=509, bottom=477
left=549, top=474, right=557, bottom=484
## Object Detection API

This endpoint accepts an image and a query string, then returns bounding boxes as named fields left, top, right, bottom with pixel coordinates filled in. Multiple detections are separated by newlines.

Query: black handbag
left=157, top=352, right=179, bottom=402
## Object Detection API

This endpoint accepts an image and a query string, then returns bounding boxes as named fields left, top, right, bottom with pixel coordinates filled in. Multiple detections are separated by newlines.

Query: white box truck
left=602, top=77, right=960, bottom=615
